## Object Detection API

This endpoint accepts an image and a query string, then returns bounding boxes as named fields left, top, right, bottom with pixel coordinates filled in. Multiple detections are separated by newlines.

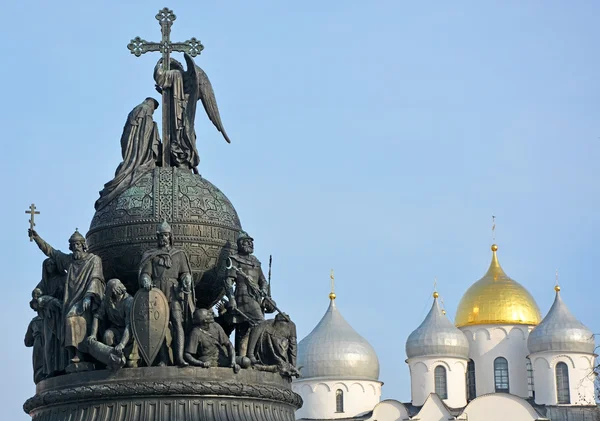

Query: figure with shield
left=138, top=220, right=195, bottom=367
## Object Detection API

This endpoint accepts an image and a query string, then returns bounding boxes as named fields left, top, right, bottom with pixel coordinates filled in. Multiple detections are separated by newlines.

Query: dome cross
left=329, top=269, right=336, bottom=300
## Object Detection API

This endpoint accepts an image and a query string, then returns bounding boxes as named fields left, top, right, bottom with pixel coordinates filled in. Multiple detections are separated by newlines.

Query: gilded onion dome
left=297, top=295, right=380, bottom=381
left=406, top=292, right=469, bottom=359
left=455, top=244, right=542, bottom=327
left=528, top=286, right=595, bottom=354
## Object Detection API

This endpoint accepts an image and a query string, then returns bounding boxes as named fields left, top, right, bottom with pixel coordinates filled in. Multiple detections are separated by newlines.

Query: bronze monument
left=23, top=7, right=300, bottom=421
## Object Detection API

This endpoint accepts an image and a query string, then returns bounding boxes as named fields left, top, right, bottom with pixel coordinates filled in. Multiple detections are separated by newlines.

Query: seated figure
left=87, top=279, right=139, bottom=369
left=184, top=308, right=245, bottom=372
left=247, top=313, right=299, bottom=378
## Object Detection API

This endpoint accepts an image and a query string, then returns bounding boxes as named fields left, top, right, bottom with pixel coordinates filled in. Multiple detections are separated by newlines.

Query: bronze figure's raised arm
left=28, top=228, right=105, bottom=372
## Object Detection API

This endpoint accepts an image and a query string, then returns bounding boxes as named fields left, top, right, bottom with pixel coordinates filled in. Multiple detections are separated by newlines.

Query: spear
left=268, top=254, right=272, bottom=296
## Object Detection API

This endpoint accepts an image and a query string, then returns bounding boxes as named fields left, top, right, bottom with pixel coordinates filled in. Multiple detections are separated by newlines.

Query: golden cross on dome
left=492, top=215, right=496, bottom=242
left=555, top=269, right=561, bottom=292
left=329, top=269, right=336, bottom=300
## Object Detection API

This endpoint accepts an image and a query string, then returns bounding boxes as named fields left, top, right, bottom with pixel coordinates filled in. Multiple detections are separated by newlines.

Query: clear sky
left=2, top=1, right=599, bottom=419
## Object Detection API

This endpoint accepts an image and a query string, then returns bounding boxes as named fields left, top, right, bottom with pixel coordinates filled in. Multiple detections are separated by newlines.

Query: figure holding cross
left=26, top=204, right=40, bottom=242
left=28, top=227, right=104, bottom=370
left=128, top=8, right=231, bottom=173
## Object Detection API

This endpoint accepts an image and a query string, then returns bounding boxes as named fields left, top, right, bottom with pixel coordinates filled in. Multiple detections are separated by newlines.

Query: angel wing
left=183, top=53, right=231, bottom=144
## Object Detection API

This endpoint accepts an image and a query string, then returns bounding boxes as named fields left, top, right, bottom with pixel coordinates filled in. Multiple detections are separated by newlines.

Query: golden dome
left=455, top=244, right=542, bottom=327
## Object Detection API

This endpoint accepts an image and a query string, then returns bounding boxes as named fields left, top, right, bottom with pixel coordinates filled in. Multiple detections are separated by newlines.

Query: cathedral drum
left=87, top=167, right=242, bottom=308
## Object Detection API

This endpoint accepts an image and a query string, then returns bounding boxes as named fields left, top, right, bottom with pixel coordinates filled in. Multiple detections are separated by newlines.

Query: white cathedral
left=292, top=244, right=598, bottom=421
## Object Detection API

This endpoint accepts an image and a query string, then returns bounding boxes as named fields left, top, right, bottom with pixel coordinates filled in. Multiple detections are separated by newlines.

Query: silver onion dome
left=406, top=293, right=470, bottom=359
left=528, top=287, right=595, bottom=354
left=297, top=297, right=380, bottom=381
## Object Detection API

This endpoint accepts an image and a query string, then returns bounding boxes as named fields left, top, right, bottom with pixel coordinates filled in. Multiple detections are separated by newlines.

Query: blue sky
left=2, top=1, right=599, bottom=418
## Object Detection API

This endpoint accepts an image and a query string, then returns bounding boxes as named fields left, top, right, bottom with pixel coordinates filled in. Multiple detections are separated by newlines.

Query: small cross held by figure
left=25, top=203, right=40, bottom=242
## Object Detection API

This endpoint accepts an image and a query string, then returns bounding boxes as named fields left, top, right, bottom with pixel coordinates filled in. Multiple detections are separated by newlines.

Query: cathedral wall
left=292, top=379, right=382, bottom=420
left=460, top=393, right=539, bottom=421
left=364, top=400, right=410, bottom=421
left=460, top=324, right=533, bottom=398
left=530, top=351, right=596, bottom=406
left=407, top=356, right=467, bottom=408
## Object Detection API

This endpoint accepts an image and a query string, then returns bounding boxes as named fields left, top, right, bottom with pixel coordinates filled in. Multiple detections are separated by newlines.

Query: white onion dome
left=406, top=292, right=470, bottom=359
left=528, top=286, right=595, bottom=354
left=297, top=295, right=380, bottom=381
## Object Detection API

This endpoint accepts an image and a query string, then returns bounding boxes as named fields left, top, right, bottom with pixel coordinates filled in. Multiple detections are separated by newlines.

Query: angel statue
left=154, top=52, right=231, bottom=173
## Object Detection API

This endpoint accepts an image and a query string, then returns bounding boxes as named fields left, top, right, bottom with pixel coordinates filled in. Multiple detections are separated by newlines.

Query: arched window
left=466, top=359, right=476, bottom=401
left=494, top=357, right=509, bottom=393
left=335, top=389, right=344, bottom=413
left=434, top=365, right=448, bottom=399
left=556, top=362, right=570, bottom=404
left=526, top=357, right=535, bottom=399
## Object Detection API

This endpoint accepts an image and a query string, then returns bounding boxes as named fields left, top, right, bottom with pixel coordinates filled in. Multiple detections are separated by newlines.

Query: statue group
left=23, top=9, right=302, bottom=421
left=27, top=223, right=298, bottom=380
left=25, top=9, right=297, bottom=381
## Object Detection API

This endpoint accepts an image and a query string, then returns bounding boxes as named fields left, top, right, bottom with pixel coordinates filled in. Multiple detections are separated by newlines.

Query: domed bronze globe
left=87, top=167, right=242, bottom=308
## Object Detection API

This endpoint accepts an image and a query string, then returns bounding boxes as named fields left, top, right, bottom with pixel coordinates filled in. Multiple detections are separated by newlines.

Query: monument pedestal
left=24, top=367, right=302, bottom=421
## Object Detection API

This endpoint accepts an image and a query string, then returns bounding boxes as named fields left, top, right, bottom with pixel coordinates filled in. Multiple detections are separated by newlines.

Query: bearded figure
left=29, top=228, right=104, bottom=370
left=224, top=231, right=275, bottom=357
left=138, top=220, right=195, bottom=367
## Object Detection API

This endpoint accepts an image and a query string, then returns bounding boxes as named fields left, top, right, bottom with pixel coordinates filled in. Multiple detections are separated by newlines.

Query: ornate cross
left=25, top=203, right=40, bottom=242
left=127, top=8, right=204, bottom=167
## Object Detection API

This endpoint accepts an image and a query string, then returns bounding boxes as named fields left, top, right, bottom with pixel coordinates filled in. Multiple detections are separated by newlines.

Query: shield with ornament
left=130, top=287, right=170, bottom=366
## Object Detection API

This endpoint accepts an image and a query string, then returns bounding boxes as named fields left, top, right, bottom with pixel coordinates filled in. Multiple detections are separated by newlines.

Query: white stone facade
left=292, top=379, right=382, bottom=420
left=407, top=356, right=467, bottom=407
left=460, top=324, right=534, bottom=398
left=530, top=351, right=596, bottom=406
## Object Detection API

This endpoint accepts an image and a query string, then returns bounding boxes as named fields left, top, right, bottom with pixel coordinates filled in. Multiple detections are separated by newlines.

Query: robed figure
left=95, top=97, right=160, bottom=211
left=25, top=289, right=45, bottom=383
left=247, top=313, right=299, bottom=378
left=154, top=53, right=231, bottom=172
left=30, top=229, right=105, bottom=366
left=35, top=258, right=69, bottom=377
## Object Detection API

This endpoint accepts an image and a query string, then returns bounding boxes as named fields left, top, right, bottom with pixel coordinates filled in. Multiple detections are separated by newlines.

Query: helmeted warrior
left=138, top=220, right=195, bottom=366
left=224, top=231, right=275, bottom=357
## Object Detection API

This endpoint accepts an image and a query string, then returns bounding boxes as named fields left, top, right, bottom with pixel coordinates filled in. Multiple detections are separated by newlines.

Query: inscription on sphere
left=86, top=223, right=237, bottom=246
